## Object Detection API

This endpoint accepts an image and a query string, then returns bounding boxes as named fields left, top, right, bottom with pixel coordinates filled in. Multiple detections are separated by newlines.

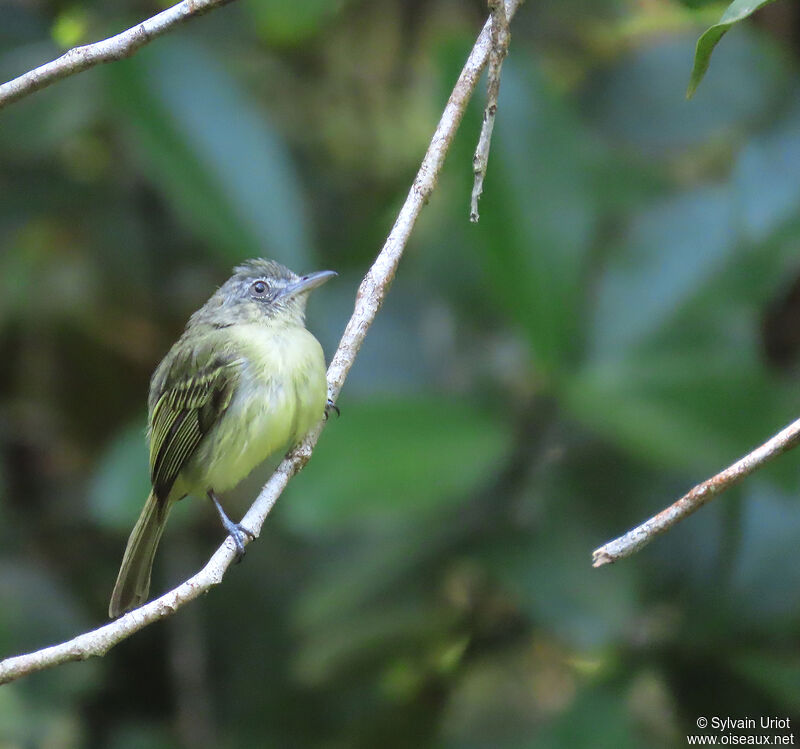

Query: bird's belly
left=198, top=382, right=294, bottom=492
left=180, top=330, right=326, bottom=496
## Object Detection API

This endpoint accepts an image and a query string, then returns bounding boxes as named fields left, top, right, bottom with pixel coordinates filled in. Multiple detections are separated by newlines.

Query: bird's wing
left=148, top=353, right=239, bottom=504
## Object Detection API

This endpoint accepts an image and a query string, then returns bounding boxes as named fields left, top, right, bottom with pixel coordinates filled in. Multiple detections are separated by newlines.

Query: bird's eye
left=251, top=280, right=268, bottom=296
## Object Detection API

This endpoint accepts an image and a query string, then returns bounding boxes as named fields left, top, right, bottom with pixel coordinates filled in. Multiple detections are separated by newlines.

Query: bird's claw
left=324, top=398, right=340, bottom=421
left=229, top=523, right=256, bottom=563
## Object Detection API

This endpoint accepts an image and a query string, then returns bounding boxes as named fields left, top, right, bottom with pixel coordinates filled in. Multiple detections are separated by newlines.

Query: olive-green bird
left=109, top=259, right=335, bottom=619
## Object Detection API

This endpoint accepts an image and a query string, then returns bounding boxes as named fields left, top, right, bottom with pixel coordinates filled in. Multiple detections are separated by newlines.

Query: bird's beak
left=280, top=270, right=337, bottom=299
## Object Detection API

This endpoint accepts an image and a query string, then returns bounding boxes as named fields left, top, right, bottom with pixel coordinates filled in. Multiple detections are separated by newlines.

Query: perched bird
left=109, top=259, right=335, bottom=618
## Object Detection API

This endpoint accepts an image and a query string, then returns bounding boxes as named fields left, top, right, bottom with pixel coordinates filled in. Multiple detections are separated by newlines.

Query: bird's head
left=193, top=259, right=336, bottom=328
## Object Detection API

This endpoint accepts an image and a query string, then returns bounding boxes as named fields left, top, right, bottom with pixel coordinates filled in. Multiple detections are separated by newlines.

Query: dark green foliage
left=1, top=0, right=800, bottom=746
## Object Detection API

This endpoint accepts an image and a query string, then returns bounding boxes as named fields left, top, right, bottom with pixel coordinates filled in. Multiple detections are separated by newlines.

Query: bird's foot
left=324, top=398, right=340, bottom=421
left=208, top=490, right=255, bottom=563
left=228, top=522, right=256, bottom=563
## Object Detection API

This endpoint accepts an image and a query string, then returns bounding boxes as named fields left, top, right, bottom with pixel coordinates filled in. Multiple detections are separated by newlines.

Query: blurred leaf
left=677, top=0, right=724, bottom=7
left=0, top=42, right=98, bottom=159
left=282, top=396, right=512, bottom=533
left=536, top=688, right=646, bottom=749
left=584, top=33, right=788, bottom=153
left=563, top=352, right=791, bottom=472
left=51, top=7, right=89, bottom=49
left=245, top=0, right=349, bottom=45
left=292, top=527, right=435, bottom=628
left=733, top=97, right=800, bottom=243
left=293, top=597, right=437, bottom=685
left=580, top=139, right=800, bottom=472
left=687, top=0, right=780, bottom=98
left=87, top=418, right=150, bottom=531
left=729, top=482, right=800, bottom=627
left=0, top=561, right=97, bottom=684
left=0, top=452, right=6, bottom=540
left=108, top=723, right=176, bottom=749
left=731, top=651, right=800, bottom=710
left=0, top=5, right=47, bottom=45
left=444, top=664, right=644, bottom=749
left=0, top=686, right=84, bottom=749
left=307, top=272, right=438, bottom=397
left=107, top=38, right=311, bottom=267
left=0, top=687, right=29, bottom=746
left=440, top=649, right=544, bottom=749
left=591, top=185, right=737, bottom=355
left=482, top=527, right=639, bottom=649
left=288, top=522, right=453, bottom=690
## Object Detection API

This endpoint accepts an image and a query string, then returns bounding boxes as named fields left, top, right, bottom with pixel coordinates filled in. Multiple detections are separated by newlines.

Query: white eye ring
left=251, top=280, right=268, bottom=295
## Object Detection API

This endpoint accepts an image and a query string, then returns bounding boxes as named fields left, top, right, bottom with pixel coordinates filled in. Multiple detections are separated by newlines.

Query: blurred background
left=2, top=0, right=800, bottom=746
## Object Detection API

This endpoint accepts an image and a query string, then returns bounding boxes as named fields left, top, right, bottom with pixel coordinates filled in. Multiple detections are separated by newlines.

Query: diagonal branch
left=0, top=0, right=236, bottom=111
left=0, top=0, right=524, bottom=686
left=592, top=415, right=800, bottom=567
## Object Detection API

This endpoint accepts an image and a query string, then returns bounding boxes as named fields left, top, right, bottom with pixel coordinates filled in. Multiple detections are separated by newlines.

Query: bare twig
left=0, top=0, right=236, bottom=111
left=470, top=0, right=511, bottom=222
left=592, top=416, right=800, bottom=567
left=0, top=0, right=523, bottom=686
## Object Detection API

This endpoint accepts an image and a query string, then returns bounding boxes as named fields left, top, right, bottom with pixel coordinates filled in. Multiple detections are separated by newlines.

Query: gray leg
left=208, top=490, right=255, bottom=562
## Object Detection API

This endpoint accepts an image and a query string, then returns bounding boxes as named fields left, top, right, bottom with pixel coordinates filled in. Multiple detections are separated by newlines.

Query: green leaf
left=687, top=0, right=780, bottom=98
left=282, top=396, right=512, bottom=533
left=106, top=38, right=311, bottom=267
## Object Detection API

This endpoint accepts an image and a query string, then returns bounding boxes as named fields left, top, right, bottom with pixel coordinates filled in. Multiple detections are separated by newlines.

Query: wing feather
left=148, top=357, right=237, bottom=503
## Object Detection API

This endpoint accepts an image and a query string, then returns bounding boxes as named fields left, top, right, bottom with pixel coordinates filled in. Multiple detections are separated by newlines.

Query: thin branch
left=592, top=416, right=800, bottom=567
left=0, top=0, right=524, bottom=686
left=0, top=0, right=236, bottom=111
left=470, top=0, right=511, bottom=223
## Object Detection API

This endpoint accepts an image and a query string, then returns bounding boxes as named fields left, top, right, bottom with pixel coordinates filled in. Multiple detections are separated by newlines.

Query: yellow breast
left=182, top=322, right=327, bottom=496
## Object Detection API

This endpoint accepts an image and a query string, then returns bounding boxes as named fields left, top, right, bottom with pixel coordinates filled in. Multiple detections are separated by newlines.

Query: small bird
left=109, top=259, right=335, bottom=618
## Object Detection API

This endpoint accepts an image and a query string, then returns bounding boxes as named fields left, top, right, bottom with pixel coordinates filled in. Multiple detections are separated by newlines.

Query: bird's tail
left=109, top=491, right=170, bottom=619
